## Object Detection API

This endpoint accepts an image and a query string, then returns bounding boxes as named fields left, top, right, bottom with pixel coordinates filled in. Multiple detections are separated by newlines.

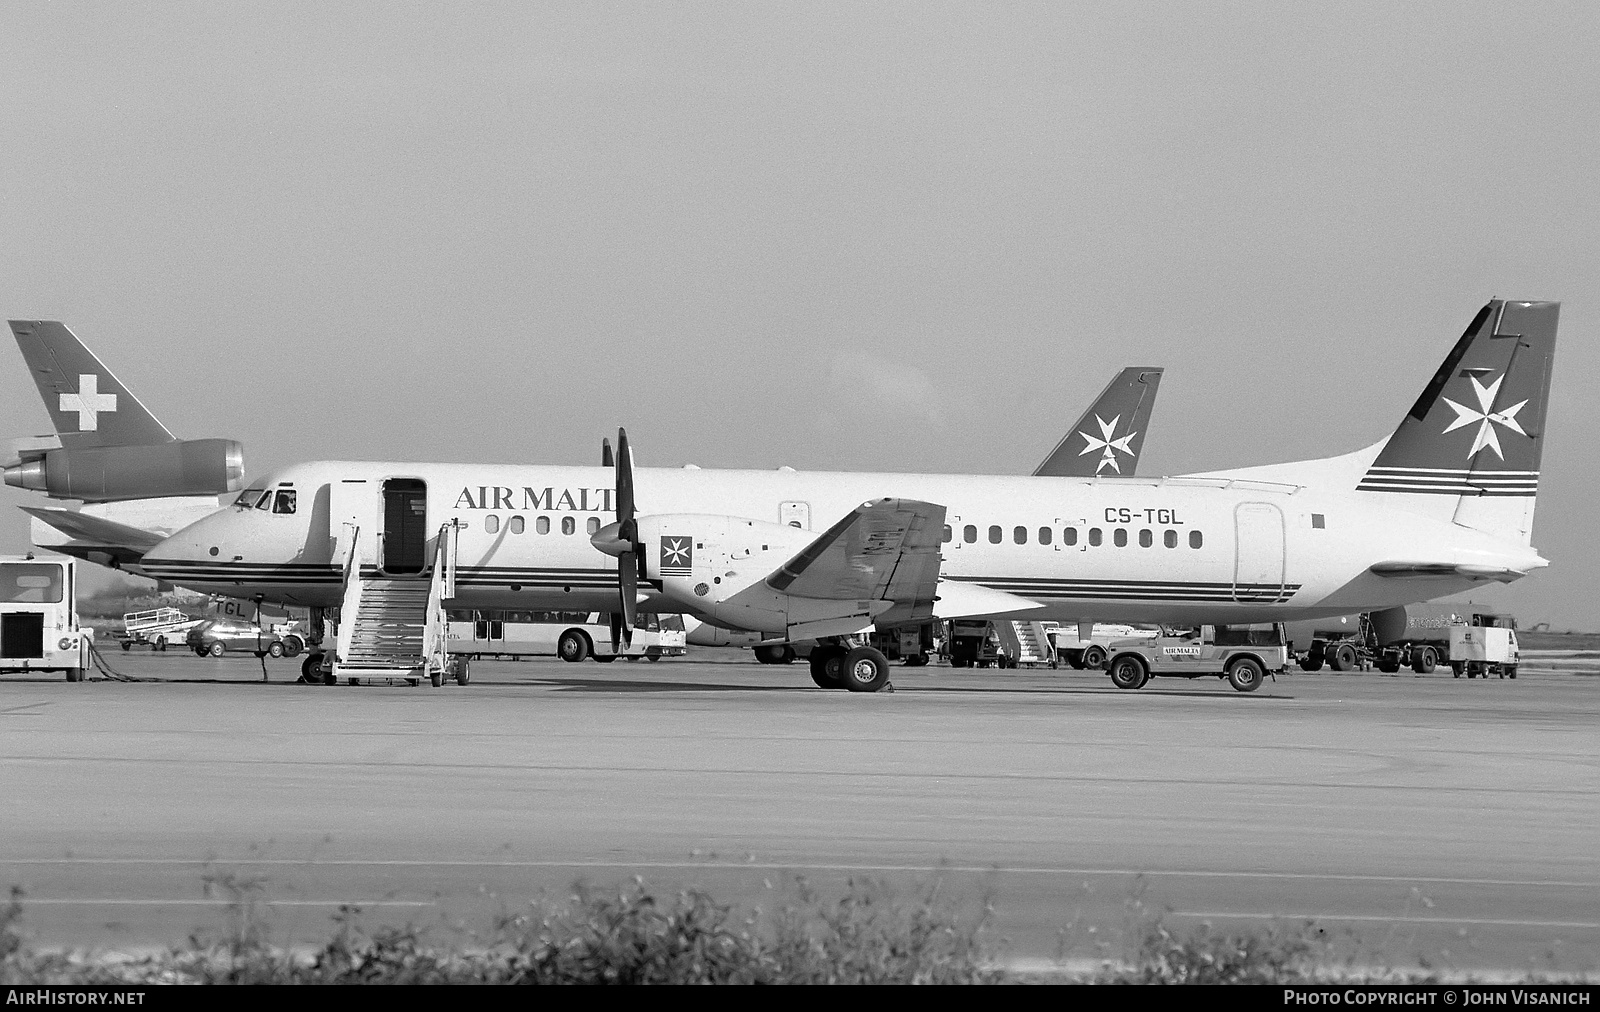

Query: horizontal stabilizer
left=932, top=578, right=1045, bottom=619
left=1368, top=561, right=1523, bottom=584
left=19, top=506, right=168, bottom=553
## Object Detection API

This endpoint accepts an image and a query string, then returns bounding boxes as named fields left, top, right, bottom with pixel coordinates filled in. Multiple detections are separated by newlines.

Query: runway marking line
left=4, top=859, right=1594, bottom=890
left=1170, top=911, right=1600, bottom=930
left=19, top=899, right=436, bottom=908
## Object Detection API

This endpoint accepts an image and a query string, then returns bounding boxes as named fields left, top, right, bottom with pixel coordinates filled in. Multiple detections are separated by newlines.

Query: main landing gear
left=808, top=643, right=893, bottom=693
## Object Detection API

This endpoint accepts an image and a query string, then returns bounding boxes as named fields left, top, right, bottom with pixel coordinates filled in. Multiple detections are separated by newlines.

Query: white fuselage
left=139, top=460, right=1545, bottom=628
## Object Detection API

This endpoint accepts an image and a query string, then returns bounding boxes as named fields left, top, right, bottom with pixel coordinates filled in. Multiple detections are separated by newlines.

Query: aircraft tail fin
left=1033, top=367, right=1163, bottom=477
left=8, top=321, right=176, bottom=449
left=1356, top=300, right=1559, bottom=546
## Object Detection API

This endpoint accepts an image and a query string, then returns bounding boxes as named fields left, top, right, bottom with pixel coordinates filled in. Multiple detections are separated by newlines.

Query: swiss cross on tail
left=660, top=536, right=693, bottom=577
left=59, top=374, right=117, bottom=431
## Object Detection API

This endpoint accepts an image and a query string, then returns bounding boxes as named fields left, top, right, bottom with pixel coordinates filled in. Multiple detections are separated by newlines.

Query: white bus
left=445, top=610, right=687, bottom=663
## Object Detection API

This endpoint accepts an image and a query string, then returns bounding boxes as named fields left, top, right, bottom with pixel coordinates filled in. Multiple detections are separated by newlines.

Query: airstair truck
left=0, top=555, right=93, bottom=681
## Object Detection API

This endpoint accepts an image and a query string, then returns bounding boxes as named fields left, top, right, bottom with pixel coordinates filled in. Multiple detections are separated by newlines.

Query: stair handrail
left=421, top=520, right=461, bottom=676
left=335, top=524, right=363, bottom=663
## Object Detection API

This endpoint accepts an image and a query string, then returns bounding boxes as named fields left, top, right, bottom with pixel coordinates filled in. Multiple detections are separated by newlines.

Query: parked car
left=186, top=616, right=302, bottom=659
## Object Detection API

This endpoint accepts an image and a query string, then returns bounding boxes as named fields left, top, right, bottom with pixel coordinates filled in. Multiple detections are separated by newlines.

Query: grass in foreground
left=1, top=879, right=1590, bottom=985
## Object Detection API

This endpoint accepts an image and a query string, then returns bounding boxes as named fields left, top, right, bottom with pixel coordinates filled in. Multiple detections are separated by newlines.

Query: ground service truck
left=0, top=555, right=93, bottom=681
left=1286, top=605, right=1517, bottom=676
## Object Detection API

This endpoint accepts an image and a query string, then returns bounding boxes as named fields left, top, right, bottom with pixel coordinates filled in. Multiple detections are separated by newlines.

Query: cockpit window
left=272, top=490, right=297, bottom=515
left=234, top=488, right=266, bottom=508
left=255, top=491, right=272, bottom=510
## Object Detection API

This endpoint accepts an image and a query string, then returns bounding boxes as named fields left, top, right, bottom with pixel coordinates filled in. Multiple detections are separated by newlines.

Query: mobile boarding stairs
left=331, top=521, right=464, bottom=686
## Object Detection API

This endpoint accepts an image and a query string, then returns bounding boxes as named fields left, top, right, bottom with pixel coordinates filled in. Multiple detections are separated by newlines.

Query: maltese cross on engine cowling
left=1076, top=414, right=1138, bottom=474
left=1440, top=372, right=1528, bottom=461
left=660, top=536, right=693, bottom=577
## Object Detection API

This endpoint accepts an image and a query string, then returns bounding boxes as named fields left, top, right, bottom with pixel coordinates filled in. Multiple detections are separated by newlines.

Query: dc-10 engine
left=3, top=438, right=245, bottom=502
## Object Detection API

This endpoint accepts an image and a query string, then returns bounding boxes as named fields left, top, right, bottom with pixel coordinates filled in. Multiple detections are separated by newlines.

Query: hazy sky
left=3, top=3, right=1597, bottom=627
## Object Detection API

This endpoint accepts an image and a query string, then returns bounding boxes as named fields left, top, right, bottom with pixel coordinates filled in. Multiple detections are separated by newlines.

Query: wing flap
left=1368, top=561, right=1522, bottom=583
left=767, top=498, right=946, bottom=605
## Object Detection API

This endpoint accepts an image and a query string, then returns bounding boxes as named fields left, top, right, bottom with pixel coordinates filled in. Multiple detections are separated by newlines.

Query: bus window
left=1, top=564, right=64, bottom=603
left=272, top=490, right=297, bottom=515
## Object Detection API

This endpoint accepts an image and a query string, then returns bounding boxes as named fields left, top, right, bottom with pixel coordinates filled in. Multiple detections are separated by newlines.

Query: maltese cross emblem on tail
left=1440, top=373, right=1528, bottom=461
left=1076, top=414, right=1138, bottom=474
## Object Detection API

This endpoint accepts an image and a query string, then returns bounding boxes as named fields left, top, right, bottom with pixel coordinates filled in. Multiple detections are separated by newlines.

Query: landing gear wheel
left=842, top=646, right=891, bottom=692
left=557, top=630, right=589, bottom=663
left=65, top=667, right=84, bottom=683
left=454, top=657, right=471, bottom=686
left=1227, top=656, right=1266, bottom=692
left=754, top=644, right=793, bottom=665
left=1411, top=645, right=1438, bottom=674
left=1109, top=655, right=1148, bottom=690
left=208, top=642, right=225, bottom=658
left=1080, top=645, right=1108, bottom=669
left=268, top=641, right=285, bottom=659
left=808, top=647, right=846, bottom=689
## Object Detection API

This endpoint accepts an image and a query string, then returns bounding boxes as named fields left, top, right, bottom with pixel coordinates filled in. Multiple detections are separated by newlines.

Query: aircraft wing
left=1368, top=561, right=1524, bottom=584
left=20, top=505, right=168, bottom=554
left=767, top=498, right=946, bottom=606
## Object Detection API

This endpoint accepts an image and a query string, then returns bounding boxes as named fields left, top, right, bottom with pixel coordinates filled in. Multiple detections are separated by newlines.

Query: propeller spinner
left=591, top=428, right=643, bottom=650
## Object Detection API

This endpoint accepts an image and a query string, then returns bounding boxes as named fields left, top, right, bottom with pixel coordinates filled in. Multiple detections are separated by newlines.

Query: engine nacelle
left=2, top=438, right=245, bottom=502
left=634, top=513, right=891, bottom=639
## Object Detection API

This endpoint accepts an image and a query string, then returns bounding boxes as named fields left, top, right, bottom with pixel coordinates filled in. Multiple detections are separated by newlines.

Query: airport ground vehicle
left=1103, top=623, right=1288, bottom=692
left=1049, top=622, right=1157, bottom=669
left=1449, top=621, right=1519, bottom=679
left=185, top=615, right=299, bottom=658
left=945, top=620, right=1054, bottom=668
left=117, top=607, right=200, bottom=651
left=0, top=555, right=93, bottom=681
left=445, top=610, right=686, bottom=662
left=1287, top=606, right=1516, bottom=674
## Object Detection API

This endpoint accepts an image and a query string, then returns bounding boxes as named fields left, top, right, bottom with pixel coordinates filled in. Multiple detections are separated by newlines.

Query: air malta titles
left=453, top=486, right=615, bottom=512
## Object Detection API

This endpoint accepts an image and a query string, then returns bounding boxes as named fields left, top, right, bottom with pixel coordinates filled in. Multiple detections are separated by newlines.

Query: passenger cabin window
left=1138, top=529, right=1152, bottom=548
left=963, top=525, right=977, bottom=543
left=509, top=516, right=525, bottom=534
left=1013, top=526, right=1027, bottom=545
left=537, top=516, right=550, bottom=534
left=272, top=490, right=297, bottom=515
left=1164, top=529, right=1178, bottom=548
left=1113, top=528, right=1127, bottom=547
left=1038, top=527, right=1052, bottom=546
left=587, top=517, right=601, bottom=535
left=1064, top=527, right=1078, bottom=546
left=988, top=525, right=1002, bottom=544
left=942, top=525, right=953, bottom=543
left=1088, top=528, right=1102, bottom=547
left=562, top=516, right=576, bottom=535
left=485, top=515, right=500, bottom=534
left=1190, top=530, right=1203, bottom=549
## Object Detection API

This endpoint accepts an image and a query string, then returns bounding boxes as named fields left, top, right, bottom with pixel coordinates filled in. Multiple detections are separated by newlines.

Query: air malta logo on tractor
left=453, top=486, right=617, bottom=511
left=59, top=373, right=116, bottom=431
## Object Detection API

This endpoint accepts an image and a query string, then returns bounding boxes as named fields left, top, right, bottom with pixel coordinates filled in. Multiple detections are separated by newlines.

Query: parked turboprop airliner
left=140, top=300, right=1557, bottom=691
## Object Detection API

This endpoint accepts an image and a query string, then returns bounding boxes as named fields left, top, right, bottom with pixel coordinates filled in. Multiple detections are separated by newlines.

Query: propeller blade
left=609, top=611, right=623, bottom=653
left=615, top=428, right=634, bottom=526
left=619, top=553, right=638, bottom=647
left=601, top=438, right=614, bottom=468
